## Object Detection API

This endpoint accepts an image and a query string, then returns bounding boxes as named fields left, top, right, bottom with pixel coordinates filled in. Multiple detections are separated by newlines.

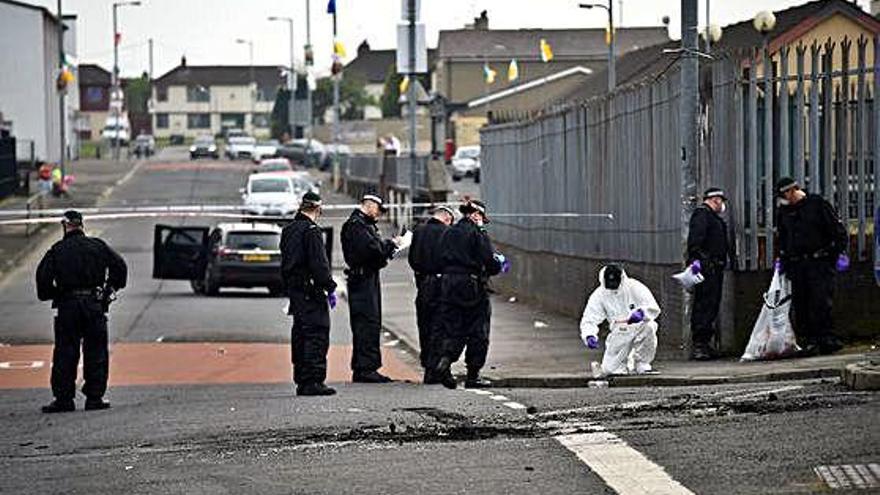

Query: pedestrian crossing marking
left=815, top=464, right=880, bottom=490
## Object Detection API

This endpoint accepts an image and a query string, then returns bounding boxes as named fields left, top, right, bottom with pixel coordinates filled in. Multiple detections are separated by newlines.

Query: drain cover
left=814, top=464, right=880, bottom=490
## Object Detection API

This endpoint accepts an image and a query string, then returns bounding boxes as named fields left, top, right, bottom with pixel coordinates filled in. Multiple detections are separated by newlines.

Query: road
left=0, top=148, right=877, bottom=494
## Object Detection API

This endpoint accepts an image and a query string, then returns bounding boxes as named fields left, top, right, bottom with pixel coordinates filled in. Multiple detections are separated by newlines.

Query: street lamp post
left=112, top=1, right=141, bottom=161
left=236, top=38, right=255, bottom=134
left=304, top=0, right=314, bottom=166
left=268, top=16, right=296, bottom=137
left=579, top=2, right=615, bottom=92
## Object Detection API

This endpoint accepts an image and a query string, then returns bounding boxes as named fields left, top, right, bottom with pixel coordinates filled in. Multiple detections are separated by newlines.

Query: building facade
left=151, top=61, right=283, bottom=138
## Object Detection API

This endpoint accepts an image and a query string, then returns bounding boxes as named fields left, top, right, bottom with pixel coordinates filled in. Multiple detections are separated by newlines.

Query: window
left=257, top=86, right=276, bottom=102
left=157, top=86, right=168, bottom=102
left=250, top=178, right=291, bottom=193
left=85, top=86, right=105, bottom=104
left=225, top=232, right=280, bottom=250
left=186, top=85, right=210, bottom=102
left=187, top=113, right=211, bottom=129
left=252, top=113, right=271, bottom=128
left=156, top=113, right=169, bottom=129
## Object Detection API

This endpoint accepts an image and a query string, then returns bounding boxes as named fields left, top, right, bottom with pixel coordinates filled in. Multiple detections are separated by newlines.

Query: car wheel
left=190, top=154, right=196, bottom=160
left=452, top=174, right=462, bottom=182
left=203, top=269, right=219, bottom=296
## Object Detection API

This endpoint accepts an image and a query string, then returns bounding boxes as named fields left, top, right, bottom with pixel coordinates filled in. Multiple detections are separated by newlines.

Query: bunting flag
left=326, top=0, right=336, bottom=14
left=540, top=38, right=554, bottom=63
left=605, top=24, right=613, bottom=46
left=333, top=40, right=346, bottom=58
left=399, top=75, right=410, bottom=94
left=483, top=63, right=497, bottom=84
left=507, top=59, right=519, bottom=82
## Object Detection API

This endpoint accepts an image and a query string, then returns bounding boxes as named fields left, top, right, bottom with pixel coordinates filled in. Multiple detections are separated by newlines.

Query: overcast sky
left=29, top=0, right=873, bottom=78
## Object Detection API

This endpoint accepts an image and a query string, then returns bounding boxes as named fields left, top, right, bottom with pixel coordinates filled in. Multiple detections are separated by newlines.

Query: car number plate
left=243, top=254, right=271, bottom=262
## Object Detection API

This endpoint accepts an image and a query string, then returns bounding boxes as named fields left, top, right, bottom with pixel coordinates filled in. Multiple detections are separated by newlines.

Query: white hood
left=579, top=265, right=661, bottom=343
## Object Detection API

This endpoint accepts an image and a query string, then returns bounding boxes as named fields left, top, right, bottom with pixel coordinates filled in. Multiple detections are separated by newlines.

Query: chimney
left=357, top=40, right=371, bottom=56
left=474, top=10, right=489, bottom=30
left=180, top=55, right=187, bottom=67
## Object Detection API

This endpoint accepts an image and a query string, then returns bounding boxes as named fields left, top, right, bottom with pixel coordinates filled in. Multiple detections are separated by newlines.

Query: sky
left=28, top=0, right=874, bottom=79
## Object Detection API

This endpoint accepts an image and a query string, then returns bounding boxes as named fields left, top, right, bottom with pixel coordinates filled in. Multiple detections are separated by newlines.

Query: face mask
left=778, top=198, right=790, bottom=207
left=720, top=202, right=727, bottom=214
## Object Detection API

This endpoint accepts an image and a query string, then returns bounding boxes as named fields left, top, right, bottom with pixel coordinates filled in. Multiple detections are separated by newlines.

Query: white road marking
left=0, top=360, right=45, bottom=370
left=556, top=426, right=695, bottom=495
left=816, top=464, right=880, bottom=490
left=155, top=336, right=164, bottom=343
left=722, top=385, right=804, bottom=402
left=489, top=394, right=509, bottom=401
left=503, top=401, right=527, bottom=410
left=468, top=389, right=493, bottom=396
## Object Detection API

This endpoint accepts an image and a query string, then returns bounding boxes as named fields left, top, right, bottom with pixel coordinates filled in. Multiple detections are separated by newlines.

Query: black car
left=152, top=222, right=333, bottom=296
left=190, top=135, right=219, bottom=159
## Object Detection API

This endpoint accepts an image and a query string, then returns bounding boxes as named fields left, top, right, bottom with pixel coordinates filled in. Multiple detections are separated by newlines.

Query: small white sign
left=396, top=23, right=428, bottom=74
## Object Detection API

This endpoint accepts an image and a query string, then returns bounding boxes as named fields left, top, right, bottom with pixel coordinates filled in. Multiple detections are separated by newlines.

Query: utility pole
left=579, top=2, right=615, bottom=92
left=305, top=0, right=313, bottom=167
left=112, top=3, right=118, bottom=160
left=332, top=6, right=340, bottom=188
left=148, top=38, right=153, bottom=80
left=57, top=0, right=66, bottom=178
left=268, top=16, right=296, bottom=137
left=235, top=39, right=255, bottom=133
left=680, top=0, right=699, bottom=352
left=407, top=0, right=417, bottom=211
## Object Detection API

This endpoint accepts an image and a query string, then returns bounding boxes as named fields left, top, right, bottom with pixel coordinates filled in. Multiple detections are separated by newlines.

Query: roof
left=565, top=0, right=880, bottom=102
left=468, top=66, right=595, bottom=108
left=0, top=0, right=75, bottom=24
left=154, top=65, right=285, bottom=89
left=78, top=64, right=111, bottom=86
left=438, top=27, right=669, bottom=62
left=345, top=43, right=437, bottom=83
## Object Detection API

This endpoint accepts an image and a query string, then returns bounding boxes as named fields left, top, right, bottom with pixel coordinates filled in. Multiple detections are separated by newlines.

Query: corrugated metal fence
left=481, top=35, right=879, bottom=272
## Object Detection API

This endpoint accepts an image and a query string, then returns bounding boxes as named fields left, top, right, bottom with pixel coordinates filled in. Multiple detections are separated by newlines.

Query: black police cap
left=61, top=210, right=83, bottom=225
left=703, top=187, right=727, bottom=200
left=301, top=191, right=322, bottom=208
left=775, top=177, right=799, bottom=197
left=459, top=199, right=489, bottom=220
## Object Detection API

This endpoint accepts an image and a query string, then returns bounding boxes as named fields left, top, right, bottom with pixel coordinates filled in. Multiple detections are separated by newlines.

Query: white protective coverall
left=579, top=266, right=662, bottom=376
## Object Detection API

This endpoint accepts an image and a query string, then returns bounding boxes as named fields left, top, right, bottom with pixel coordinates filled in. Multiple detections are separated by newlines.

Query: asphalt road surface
left=1, top=148, right=877, bottom=494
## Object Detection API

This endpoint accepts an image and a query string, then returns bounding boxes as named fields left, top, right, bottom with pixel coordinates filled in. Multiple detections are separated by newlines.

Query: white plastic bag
left=740, top=269, right=800, bottom=361
left=672, top=262, right=705, bottom=290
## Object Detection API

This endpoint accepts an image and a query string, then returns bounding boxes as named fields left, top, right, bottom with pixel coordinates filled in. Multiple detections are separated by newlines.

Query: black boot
left=464, top=370, right=491, bottom=389
left=690, top=343, right=717, bottom=361
left=297, top=383, right=337, bottom=396
left=352, top=371, right=394, bottom=384
left=84, top=398, right=111, bottom=411
left=434, top=357, right=456, bottom=390
left=423, top=369, right=441, bottom=385
left=41, top=399, right=75, bottom=413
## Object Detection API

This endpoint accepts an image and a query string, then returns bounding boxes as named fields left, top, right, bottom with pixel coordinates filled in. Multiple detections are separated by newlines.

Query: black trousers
left=347, top=271, right=382, bottom=373
left=415, top=275, right=443, bottom=371
left=787, top=259, right=837, bottom=346
left=691, top=269, right=724, bottom=346
left=51, top=297, right=108, bottom=401
left=289, top=291, right=331, bottom=386
left=437, top=274, right=491, bottom=372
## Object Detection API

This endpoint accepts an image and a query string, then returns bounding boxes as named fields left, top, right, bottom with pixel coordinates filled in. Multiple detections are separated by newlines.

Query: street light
left=579, top=2, right=615, bottom=92
left=235, top=38, right=255, bottom=134
left=268, top=16, right=296, bottom=138
left=111, top=0, right=142, bottom=160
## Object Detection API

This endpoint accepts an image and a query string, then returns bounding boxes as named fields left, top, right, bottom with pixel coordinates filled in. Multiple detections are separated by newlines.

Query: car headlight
left=189, top=146, right=196, bottom=152
left=209, top=145, right=216, bottom=152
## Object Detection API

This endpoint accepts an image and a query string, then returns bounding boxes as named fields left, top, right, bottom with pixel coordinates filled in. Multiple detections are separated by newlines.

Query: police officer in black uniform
left=341, top=194, right=400, bottom=383
left=36, top=210, right=127, bottom=413
left=434, top=200, right=503, bottom=389
left=686, top=187, right=730, bottom=360
left=776, top=177, right=847, bottom=356
left=408, top=205, right=454, bottom=384
left=280, top=191, right=338, bottom=396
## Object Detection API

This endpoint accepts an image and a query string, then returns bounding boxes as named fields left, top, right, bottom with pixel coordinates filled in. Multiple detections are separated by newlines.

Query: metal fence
left=481, top=34, right=879, bottom=272
left=0, top=136, right=16, bottom=199
left=343, top=154, right=431, bottom=192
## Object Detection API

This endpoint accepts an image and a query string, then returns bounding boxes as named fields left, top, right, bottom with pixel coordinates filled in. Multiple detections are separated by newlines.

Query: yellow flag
left=333, top=40, right=346, bottom=58
left=508, top=59, right=519, bottom=82
left=540, top=38, right=554, bottom=63
left=605, top=24, right=613, bottom=45
left=399, top=75, right=410, bottom=94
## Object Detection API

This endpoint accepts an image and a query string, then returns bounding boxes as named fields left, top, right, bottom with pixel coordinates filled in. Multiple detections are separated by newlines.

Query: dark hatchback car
left=190, top=135, right=219, bottom=160
left=153, top=222, right=333, bottom=296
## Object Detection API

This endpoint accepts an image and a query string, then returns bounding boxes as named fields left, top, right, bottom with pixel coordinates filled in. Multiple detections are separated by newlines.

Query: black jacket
left=687, top=204, right=730, bottom=268
left=341, top=209, right=396, bottom=272
left=777, top=194, right=847, bottom=262
left=280, top=212, right=336, bottom=294
left=408, top=218, right=448, bottom=277
left=439, top=218, right=501, bottom=277
left=36, top=230, right=128, bottom=302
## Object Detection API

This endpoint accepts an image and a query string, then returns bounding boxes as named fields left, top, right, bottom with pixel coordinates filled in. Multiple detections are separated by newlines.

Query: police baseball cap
left=362, top=194, right=388, bottom=213
left=61, top=210, right=83, bottom=226
left=703, top=187, right=727, bottom=201
left=432, top=205, right=455, bottom=217
left=775, top=177, right=799, bottom=197
left=459, top=199, right=489, bottom=221
left=300, top=191, right=322, bottom=208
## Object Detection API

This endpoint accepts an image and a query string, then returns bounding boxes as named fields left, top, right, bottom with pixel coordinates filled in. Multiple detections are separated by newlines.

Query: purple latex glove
left=836, top=253, right=850, bottom=273
left=691, top=259, right=702, bottom=275
left=494, top=253, right=512, bottom=273
left=585, top=336, right=599, bottom=349
left=327, top=291, right=337, bottom=309
left=627, top=308, right=646, bottom=325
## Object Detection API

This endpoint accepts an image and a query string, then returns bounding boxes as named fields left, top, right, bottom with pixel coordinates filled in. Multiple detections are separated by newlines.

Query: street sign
left=396, top=23, right=428, bottom=74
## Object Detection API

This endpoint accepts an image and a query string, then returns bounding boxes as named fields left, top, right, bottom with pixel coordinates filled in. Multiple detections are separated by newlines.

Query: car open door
left=152, top=225, right=209, bottom=280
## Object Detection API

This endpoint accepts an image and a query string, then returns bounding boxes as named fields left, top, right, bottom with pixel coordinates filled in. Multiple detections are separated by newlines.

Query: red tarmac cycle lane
left=0, top=343, right=419, bottom=389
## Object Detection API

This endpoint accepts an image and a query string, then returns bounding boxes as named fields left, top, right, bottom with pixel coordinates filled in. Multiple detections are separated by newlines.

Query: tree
left=270, top=88, right=291, bottom=140
left=313, top=73, right=373, bottom=122
left=124, top=72, right=150, bottom=114
left=380, top=64, right=403, bottom=118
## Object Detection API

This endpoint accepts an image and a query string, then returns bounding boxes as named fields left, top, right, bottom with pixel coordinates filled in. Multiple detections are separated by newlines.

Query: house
left=0, top=0, right=79, bottom=162
left=78, top=64, right=112, bottom=141
left=151, top=59, right=284, bottom=139
left=566, top=0, right=880, bottom=101
left=343, top=40, right=437, bottom=120
left=431, top=11, right=669, bottom=147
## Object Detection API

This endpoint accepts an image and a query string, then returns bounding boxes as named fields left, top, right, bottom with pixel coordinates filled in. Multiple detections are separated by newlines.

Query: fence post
left=822, top=39, right=835, bottom=202
left=748, top=50, right=759, bottom=270
left=810, top=42, right=821, bottom=194
left=838, top=37, right=852, bottom=242
left=794, top=44, right=806, bottom=185
left=856, top=36, right=868, bottom=260
left=779, top=45, right=790, bottom=178
left=874, top=35, right=879, bottom=271
left=763, top=42, right=775, bottom=268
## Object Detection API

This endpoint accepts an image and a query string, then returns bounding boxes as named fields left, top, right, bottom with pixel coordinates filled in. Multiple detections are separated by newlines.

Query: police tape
left=0, top=203, right=614, bottom=226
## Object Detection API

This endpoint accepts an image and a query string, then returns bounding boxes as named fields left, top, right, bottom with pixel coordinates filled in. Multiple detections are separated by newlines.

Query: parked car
left=132, top=134, right=156, bottom=157
left=321, top=143, right=351, bottom=171
left=152, top=222, right=332, bottom=296
left=224, top=128, right=247, bottom=141
left=101, top=115, right=131, bottom=146
left=277, top=139, right=325, bottom=167
left=450, top=145, right=481, bottom=182
left=251, top=158, right=294, bottom=174
left=240, top=172, right=311, bottom=217
left=252, top=140, right=280, bottom=162
left=190, top=135, right=219, bottom=159
left=226, top=136, right=257, bottom=160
